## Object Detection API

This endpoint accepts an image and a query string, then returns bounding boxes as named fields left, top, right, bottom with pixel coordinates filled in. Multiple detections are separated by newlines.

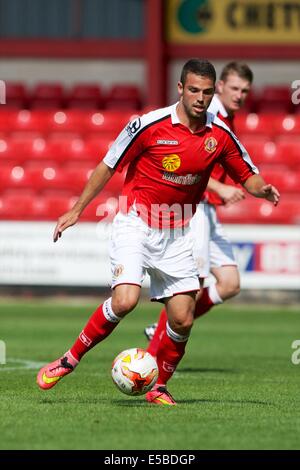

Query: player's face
left=178, top=73, right=215, bottom=120
left=217, top=73, right=251, bottom=114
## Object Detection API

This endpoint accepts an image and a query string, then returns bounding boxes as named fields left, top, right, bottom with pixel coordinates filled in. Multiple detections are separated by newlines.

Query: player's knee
left=111, top=295, right=138, bottom=316
left=171, top=313, right=194, bottom=335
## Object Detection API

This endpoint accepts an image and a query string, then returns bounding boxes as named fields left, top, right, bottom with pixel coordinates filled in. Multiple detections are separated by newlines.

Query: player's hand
left=220, top=185, right=245, bottom=206
left=53, top=210, right=80, bottom=242
left=261, top=184, right=280, bottom=206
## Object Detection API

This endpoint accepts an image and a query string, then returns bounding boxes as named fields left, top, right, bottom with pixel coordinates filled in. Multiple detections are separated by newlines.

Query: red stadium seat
left=83, top=110, right=137, bottom=136
left=45, top=109, right=132, bottom=136
left=0, top=109, right=54, bottom=135
left=30, top=82, right=65, bottom=109
left=36, top=193, right=76, bottom=220
left=63, top=164, right=95, bottom=194
left=5, top=82, right=28, bottom=109
left=241, top=136, right=289, bottom=167
left=0, top=138, right=16, bottom=164
left=218, top=196, right=300, bottom=224
left=30, top=165, right=68, bottom=192
left=84, top=136, right=114, bottom=161
left=0, top=109, right=137, bottom=138
left=235, top=113, right=281, bottom=139
left=45, top=137, right=96, bottom=164
left=275, top=137, right=300, bottom=167
left=259, top=166, right=300, bottom=193
left=67, top=83, right=104, bottom=109
left=272, top=115, right=300, bottom=136
left=8, top=136, right=48, bottom=163
left=80, top=192, right=118, bottom=221
left=0, top=190, right=36, bottom=220
left=105, top=84, right=142, bottom=110
left=256, top=197, right=300, bottom=224
left=257, top=86, right=292, bottom=114
left=217, top=198, right=257, bottom=224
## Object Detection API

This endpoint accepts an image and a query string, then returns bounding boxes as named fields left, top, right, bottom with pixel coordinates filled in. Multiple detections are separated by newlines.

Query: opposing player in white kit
left=37, top=59, right=279, bottom=405
left=145, top=62, right=255, bottom=356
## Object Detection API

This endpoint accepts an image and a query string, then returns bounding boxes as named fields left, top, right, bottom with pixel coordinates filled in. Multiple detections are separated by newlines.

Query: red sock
left=194, top=287, right=214, bottom=319
left=147, top=308, right=167, bottom=357
left=70, top=298, right=120, bottom=361
left=155, top=324, right=189, bottom=385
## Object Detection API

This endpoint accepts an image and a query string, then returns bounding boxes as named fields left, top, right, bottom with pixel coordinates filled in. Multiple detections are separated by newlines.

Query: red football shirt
left=103, top=103, right=258, bottom=228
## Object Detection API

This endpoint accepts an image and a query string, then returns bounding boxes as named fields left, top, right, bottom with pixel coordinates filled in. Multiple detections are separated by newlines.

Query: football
left=111, top=348, right=158, bottom=396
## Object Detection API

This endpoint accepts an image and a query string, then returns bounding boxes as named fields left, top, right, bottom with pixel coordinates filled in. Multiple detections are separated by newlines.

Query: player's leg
left=146, top=283, right=204, bottom=357
left=37, top=285, right=141, bottom=390
left=67, top=284, right=141, bottom=362
left=37, top=210, right=146, bottom=390
left=146, top=292, right=196, bottom=406
left=146, top=202, right=209, bottom=355
left=210, top=265, right=240, bottom=301
left=145, top=225, right=199, bottom=405
left=194, top=204, right=239, bottom=318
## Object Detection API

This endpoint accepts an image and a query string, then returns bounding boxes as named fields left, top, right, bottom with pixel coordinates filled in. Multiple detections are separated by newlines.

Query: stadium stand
left=30, top=82, right=65, bottom=109
left=0, top=84, right=299, bottom=223
left=104, top=84, right=142, bottom=110
left=67, top=83, right=104, bottom=110
left=5, top=82, right=28, bottom=109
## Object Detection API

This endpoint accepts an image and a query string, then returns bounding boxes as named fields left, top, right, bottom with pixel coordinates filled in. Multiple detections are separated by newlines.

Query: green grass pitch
left=0, top=298, right=300, bottom=450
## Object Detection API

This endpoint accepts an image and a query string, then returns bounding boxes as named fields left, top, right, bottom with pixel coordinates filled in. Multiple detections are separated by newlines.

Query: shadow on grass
left=178, top=367, right=237, bottom=374
left=113, top=398, right=273, bottom=407
left=37, top=397, right=108, bottom=405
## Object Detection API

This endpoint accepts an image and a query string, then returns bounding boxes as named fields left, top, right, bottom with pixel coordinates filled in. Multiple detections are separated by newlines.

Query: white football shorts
left=109, top=209, right=200, bottom=300
left=190, top=202, right=237, bottom=278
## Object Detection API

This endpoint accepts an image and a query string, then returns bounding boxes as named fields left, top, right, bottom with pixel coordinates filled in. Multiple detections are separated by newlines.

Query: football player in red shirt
left=37, top=59, right=279, bottom=405
left=145, top=63, right=255, bottom=356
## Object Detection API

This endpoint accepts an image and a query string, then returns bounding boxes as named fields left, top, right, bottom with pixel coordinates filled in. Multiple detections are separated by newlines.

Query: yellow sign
left=167, top=0, right=300, bottom=44
left=162, top=154, right=181, bottom=171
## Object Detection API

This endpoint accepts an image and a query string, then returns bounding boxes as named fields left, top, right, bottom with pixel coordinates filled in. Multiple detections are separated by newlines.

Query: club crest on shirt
left=113, top=264, right=124, bottom=278
left=204, top=137, right=218, bottom=153
left=162, top=154, right=181, bottom=172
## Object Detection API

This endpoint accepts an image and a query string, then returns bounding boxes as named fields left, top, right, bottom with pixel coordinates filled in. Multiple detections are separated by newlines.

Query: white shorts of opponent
left=109, top=208, right=199, bottom=301
left=190, top=202, right=237, bottom=279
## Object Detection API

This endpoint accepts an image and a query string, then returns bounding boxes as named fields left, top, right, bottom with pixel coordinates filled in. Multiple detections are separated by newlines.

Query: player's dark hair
left=220, top=62, right=253, bottom=84
left=180, top=59, right=216, bottom=86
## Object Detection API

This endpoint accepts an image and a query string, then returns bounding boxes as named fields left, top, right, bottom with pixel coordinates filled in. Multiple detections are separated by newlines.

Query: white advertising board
left=0, top=222, right=299, bottom=289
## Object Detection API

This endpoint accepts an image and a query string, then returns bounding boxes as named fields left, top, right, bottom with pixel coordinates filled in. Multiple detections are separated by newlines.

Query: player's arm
left=207, top=177, right=245, bottom=206
left=242, top=174, right=280, bottom=205
left=53, top=161, right=114, bottom=242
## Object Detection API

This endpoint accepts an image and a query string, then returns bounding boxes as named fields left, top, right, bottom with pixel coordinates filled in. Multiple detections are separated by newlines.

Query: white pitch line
left=0, top=358, right=45, bottom=372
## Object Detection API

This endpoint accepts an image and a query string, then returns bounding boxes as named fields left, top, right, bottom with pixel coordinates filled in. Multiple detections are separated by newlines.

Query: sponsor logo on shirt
left=125, top=117, right=141, bottom=138
left=162, top=171, right=201, bottom=185
left=157, top=139, right=179, bottom=145
left=204, top=136, right=218, bottom=153
left=162, top=154, right=181, bottom=172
